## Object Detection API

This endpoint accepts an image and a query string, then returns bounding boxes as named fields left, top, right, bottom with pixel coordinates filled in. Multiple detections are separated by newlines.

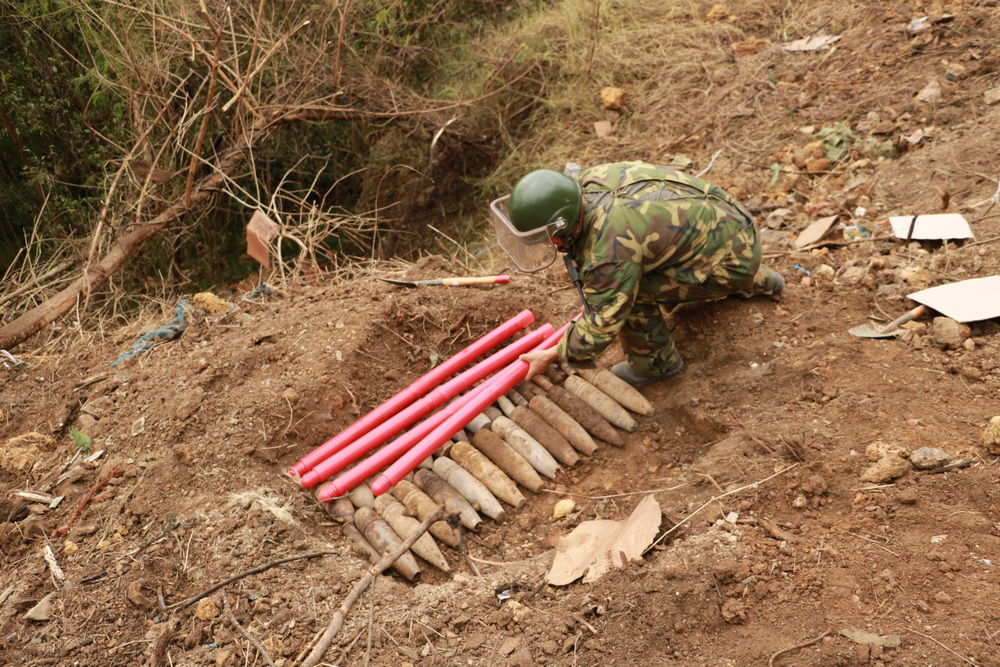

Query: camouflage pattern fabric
left=554, top=161, right=783, bottom=378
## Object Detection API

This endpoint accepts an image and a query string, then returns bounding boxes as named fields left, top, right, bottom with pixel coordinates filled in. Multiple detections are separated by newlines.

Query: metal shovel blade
left=848, top=323, right=904, bottom=338
left=848, top=305, right=927, bottom=339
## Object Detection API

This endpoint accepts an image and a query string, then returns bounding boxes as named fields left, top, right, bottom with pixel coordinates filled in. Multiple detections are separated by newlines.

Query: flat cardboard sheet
left=908, top=276, right=1000, bottom=323
left=794, top=215, right=839, bottom=248
left=246, top=210, right=279, bottom=268
left=889, top=213, right=973, bottom=241
left=546, top=494, right=661, bottom=586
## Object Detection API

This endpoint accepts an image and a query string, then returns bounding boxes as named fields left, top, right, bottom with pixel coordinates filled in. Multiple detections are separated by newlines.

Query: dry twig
left=768, top=629, right=830, bottom=666
left=299, top=508, right=443, bottom=667
left=223, top=590, right=276, bottom=667
left=51, top=467, right=123, bottom=538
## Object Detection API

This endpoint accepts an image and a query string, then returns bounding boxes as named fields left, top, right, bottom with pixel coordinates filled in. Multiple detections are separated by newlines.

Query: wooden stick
left=299, top=508, right=444, bottom=667
left=726, top=410, right=776, bottom=455
left=165, top=551, right=336, bottom=611
left=906, top=628, right=977, bottom=665
left=51, top=467, right=123, bottom=538
left=768, top=629, right=830, bottom=666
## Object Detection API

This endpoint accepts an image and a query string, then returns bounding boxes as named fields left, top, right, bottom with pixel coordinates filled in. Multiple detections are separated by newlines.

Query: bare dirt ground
left=3, top=2, right=1000, bottom=666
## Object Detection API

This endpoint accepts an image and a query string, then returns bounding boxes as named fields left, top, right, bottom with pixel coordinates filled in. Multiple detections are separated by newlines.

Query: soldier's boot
left=612, top=357, right=685, bottom=388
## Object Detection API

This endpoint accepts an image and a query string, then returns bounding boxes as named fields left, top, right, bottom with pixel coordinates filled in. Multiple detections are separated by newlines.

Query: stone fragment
left=861, top=455, right=910, bottom=483
left=195, top=597, right=219, bottom=620
left=24, top=592, right=56, bottom=622
left=929, top=317, right=969, bottom=349
left=865, top=441, right=908, bottom=462
left=909, top=447, right=949, bottom=470
left=983, top=416, right=1000, bottom=455
left=985, top=86, right=1000, bottom=106
left=933, top=591, right=953, bottom=605
left=553, top=499, right=576, bottom=520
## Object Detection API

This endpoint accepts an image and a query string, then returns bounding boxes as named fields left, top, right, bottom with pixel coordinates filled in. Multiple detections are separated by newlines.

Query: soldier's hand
left=520, top=347, right=559, bottom=381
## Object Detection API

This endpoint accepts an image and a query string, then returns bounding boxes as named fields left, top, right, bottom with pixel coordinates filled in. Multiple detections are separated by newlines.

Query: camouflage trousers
left=621, top=223, right=782, bottom=377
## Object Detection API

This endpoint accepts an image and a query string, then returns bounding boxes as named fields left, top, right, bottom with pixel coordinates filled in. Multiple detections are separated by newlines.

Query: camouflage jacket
left=556, top=161, right=754, bottom=363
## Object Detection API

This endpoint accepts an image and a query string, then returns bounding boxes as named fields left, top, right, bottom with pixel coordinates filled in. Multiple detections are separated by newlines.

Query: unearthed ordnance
left=490, top=416, right=560, bottom=479
left=347, top=481, right=375, bottom=509
left=544, top=364, right=568, bottom=384
left=510, top=405, right=580, bottom=466
left=417, top=455, right=434, bottom=470
left=342, top=522, right=380, bottom=563
left=528, top=395, right=598, bottom=456
left=496, top=394, right=517, bottom=417
left=454, top=428, right=471, bottom=443
left=506, top=389, right=529, bottom=406
left=414, top=469, right=482, bottom=531
left=450, top=441, right=526, bottom=508
left=564, top=375, right=638, bottom=432
left=470, top=429, right=544, bottom=493
left=483, top=406, right=503, bottom=421
left=373, top=495, right=451, bottom=572
left=465, top=413, right=492, bottom=434
left=532, top=376, right=622, bottom=446
left=515, top=380, right=541, bottom=399
left=318, top=490, right=355, bottom=523
left=353, top=507, right=421, bottom=581
left=576, top=367, right=654, bottom=416
left=390, top=479, right=459, bottom=548
left=432, top=457, right=506, bottom=521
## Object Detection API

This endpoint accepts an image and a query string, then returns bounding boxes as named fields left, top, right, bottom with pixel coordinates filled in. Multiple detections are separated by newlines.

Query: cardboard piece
left=908, top=276, right=1000, bottom=323
left=794, top=215, right=839, bottom=248
left=782, top=33, right=841, bottom=52
left=888, top=213, right=973, bottom=241
left=546, top=494, right=661, bottom=586
left=246, top=210, right=279, bottom=268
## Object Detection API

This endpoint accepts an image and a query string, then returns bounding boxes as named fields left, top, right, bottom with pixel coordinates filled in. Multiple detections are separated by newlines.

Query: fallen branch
left=51, top=467, right=123, bottom=538
left=0, top=260, right=75, bottom=307
left=223, top=590, right=276, bottom=667
left=165, top=551, right=336, bottom=611
left=299, top=507, right=443, bottom=667
left=768, top=628, right=830, bottom=666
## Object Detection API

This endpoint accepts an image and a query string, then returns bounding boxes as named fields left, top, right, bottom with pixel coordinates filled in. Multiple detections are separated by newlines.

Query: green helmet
left=508, top=169, right=583, bottom=236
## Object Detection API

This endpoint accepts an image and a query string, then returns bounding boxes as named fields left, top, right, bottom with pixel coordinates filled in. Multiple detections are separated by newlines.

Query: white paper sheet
left=908, top=276, right=1000, bottom=323
left=889, top=213, right=974, bottom=241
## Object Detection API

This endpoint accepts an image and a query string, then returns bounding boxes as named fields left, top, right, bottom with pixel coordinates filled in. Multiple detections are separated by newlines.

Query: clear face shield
left=489, top=195, right=567, bottom=273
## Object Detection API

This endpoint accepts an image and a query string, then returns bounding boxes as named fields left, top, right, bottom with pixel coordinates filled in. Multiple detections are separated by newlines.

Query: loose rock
left=553, top=498, right=576, bottom=520
left=909, top=447, right=950, bottom=470
left=929, top=317, right=969, bottom=349
left=982, top=416, right=1000, bottom=455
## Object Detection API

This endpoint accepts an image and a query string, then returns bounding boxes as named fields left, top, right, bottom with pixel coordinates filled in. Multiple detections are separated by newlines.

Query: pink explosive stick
left=289, top=309, right=534, bottom=477
left=368, top=322, right=570, bottom=497
left=302, top=323, right=555, bottom=489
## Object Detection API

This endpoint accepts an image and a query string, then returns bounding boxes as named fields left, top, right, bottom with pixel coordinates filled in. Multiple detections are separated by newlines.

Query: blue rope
left=111, top=300, right=189, bottom=368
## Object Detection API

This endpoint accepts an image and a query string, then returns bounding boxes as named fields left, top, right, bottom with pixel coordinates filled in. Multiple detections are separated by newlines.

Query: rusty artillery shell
left=353, top=507, right=421, bottom=581
left=515, top=380, right=541, bottom=399
left=317, top=490, right=355, bottom=523
left=373, top=495, right=451, bottom=572
left=470, top=429, right=544, bottom=493
left=414, top=469, right=482, bottom=532
left=531, top=375, right=555, bottom=391
left=432, top=457, right=505, bottom=521
left=544, top=364, right=568, bottom=384
left=347, top=481, right=375, bottom=509
left=564, top=375, right=638, bottom=432
left=577, top=367, right=654, bottom=416
left=483, top=406, right=503, bottom=421
left=528, top=395, right=598, bottom=455
left=454, top=428, right=471, bottom=443
left=490, top=416, right=560, bottom=479
left=342, top=522, right=380, bottom=563
left=390, top=479, right=459, bottom=548
left=506, top=389, right=529, bottom=407
left=510, top=405, right=580, bottom=466
left=450, top=441, right=526, bottom=508
left=465, top=413, right=492, bottom=435
left=533, top=377, right=622, bottom=446
left=496, top=394, right=517, bottom=417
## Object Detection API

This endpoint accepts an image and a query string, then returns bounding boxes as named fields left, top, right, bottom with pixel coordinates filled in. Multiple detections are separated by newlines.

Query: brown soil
left=3, top=3, right=1000, bottom=667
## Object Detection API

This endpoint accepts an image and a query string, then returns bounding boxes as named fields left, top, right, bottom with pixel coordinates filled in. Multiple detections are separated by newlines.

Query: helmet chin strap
left=562, top=251, right=594, bottom=316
